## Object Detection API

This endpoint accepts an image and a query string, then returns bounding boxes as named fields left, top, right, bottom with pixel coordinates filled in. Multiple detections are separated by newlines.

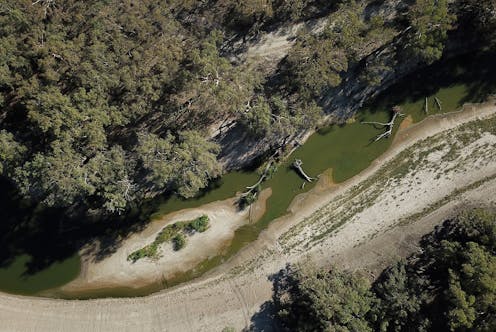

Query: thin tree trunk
left=434, top=97, right=442, bottom=111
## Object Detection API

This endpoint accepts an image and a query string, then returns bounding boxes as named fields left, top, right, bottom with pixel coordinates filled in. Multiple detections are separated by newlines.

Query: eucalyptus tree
left=405, top=0, right=455, bottom=64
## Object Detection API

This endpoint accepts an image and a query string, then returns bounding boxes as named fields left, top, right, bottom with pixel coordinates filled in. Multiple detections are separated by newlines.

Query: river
left=1, top=51, right=495, bottom=298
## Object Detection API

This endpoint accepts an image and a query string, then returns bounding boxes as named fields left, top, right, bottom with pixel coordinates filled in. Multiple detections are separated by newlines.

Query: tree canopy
left=405, top=0, right=455, bottom=64
left=272, top=209, right=496, bottom=331
left=273, top=263, right=375, bottom=332
left=1, top=0, right=495, bottom=215
left=0, top=1, right=233, bottom=213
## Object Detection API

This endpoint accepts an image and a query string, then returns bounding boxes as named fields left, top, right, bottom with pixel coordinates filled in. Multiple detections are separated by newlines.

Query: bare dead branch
left=362, top=107, right=405, bottom=142
left=292, top=159, right=315, bottom=182
left=434, top=97, right=442, bottom=111
left=32, top=0, right=55, bottom=18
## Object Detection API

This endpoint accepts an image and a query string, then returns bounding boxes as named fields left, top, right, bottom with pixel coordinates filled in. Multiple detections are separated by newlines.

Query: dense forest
left=270, top=209, right=496, bottom=332
left=1, top=0, right=495, bottom=215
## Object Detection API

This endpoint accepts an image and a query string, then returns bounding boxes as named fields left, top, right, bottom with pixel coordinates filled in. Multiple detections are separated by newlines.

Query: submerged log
left=292, top=159, right=315, bottom=182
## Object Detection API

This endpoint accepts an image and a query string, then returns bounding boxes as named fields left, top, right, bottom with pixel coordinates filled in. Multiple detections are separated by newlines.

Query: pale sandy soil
left=242, top=18, right=327, bottom=64
left=0, top=103, right=495, bottom=332
left=305, top=127, right=496, bottom=267
left=241, top=0, right=394, bottom=65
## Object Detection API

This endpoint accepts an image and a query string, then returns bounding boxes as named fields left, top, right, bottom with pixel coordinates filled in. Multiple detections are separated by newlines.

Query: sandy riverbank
left=60, top=188, right=272, bottom=293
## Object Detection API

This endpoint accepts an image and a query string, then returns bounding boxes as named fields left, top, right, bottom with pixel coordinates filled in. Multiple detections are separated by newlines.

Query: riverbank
left=218, top=101, right=496, bottom=275
left=58, top=189, right=272, bottom=295
left=1, top=102, right=494, bottom=331
left=43, top=101, right=496, bottom=297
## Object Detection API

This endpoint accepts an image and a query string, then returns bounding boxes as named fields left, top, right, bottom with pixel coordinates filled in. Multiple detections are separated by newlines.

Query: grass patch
left=128, top=215, right=210, bottom=262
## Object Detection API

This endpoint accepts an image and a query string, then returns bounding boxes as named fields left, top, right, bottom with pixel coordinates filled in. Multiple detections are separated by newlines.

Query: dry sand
left=0, top=103, right=495, bottom=332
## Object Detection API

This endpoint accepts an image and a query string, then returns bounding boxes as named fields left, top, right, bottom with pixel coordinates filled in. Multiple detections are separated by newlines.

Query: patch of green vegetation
left=127, top=215, right=210, bottom=262
left=221, top=327, right=236, bottom=332
left=127, top=243, right=160, bottom=262
left=236, top=160, right=279, bottom=210
left=187, top=215, right=210, bottom=233
left=172, top=234, right=187, bottom=251
left=237, top=184, right=261, bottom=210
left=155, top=222, right=185, bottom=243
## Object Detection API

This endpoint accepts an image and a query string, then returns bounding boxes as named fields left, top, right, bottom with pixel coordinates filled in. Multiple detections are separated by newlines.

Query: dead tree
left=32, top=0, right=55, bottom=18
left=362, top=106, right=405, bottom=142
left=434, top=97, right=442, bottom=111
left=424, top=97, right=429, bottom=114
left=292, top=159, right=315, bottom=182
left=217, top=117, right=236, bottom=136
left=241, top=160, right=274, bottom=198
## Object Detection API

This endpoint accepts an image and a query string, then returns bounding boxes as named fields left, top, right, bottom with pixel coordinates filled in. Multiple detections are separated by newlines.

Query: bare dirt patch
left=399, top=114, right=413, bottom=130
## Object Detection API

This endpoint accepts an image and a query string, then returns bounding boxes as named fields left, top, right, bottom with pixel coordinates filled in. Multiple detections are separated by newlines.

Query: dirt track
left=0, top=104, right=495, bottom=332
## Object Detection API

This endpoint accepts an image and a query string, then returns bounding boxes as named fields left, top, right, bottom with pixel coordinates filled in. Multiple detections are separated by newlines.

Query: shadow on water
left=0, top=179, right=81, bottom=294
left=0, top=177, right=154, bottom=295
left=365, top=52, right=496, bottom=118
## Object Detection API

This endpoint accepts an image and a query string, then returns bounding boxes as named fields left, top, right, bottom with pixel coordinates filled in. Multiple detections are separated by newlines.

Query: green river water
left=1, top=52, right=495, bottom=298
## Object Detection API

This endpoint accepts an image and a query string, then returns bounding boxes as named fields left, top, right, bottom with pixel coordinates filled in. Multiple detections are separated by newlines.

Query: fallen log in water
left=292, top=159, right=315, bottom=182
left=362, top=106, right=405, bottom=142
left=241, top=160, right=274, bottom=197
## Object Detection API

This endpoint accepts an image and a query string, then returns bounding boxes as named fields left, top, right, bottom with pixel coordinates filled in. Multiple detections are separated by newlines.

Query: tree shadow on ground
left=245, top=301, right=280, bottom=332
left=244, top=265, right=296, bottom=332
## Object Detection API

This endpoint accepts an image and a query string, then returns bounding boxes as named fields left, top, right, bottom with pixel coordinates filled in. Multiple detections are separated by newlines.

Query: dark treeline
left=0, top=0, right=495, bottom=216
left=269, top=209, right=496, bottom=331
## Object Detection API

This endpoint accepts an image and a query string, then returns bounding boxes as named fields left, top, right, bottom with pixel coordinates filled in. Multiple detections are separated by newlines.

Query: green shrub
left=187, top=215, right=210, bottom=233
left=155, top=223, right=184, bottom=243
left=127, top=243, right=159, bottom=262
left=238, top=185, right=261, bottom=209
left=172, top=233, right=187, bottom=251
left=128, top=216, right=209, bottom=261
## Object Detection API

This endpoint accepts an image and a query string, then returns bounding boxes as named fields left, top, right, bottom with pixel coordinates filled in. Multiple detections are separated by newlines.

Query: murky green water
left=0, top=254, right=80, bottom=296
left=149, top=171, right=259, bottom=219
left=1, top=52, right=495, bottom=298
